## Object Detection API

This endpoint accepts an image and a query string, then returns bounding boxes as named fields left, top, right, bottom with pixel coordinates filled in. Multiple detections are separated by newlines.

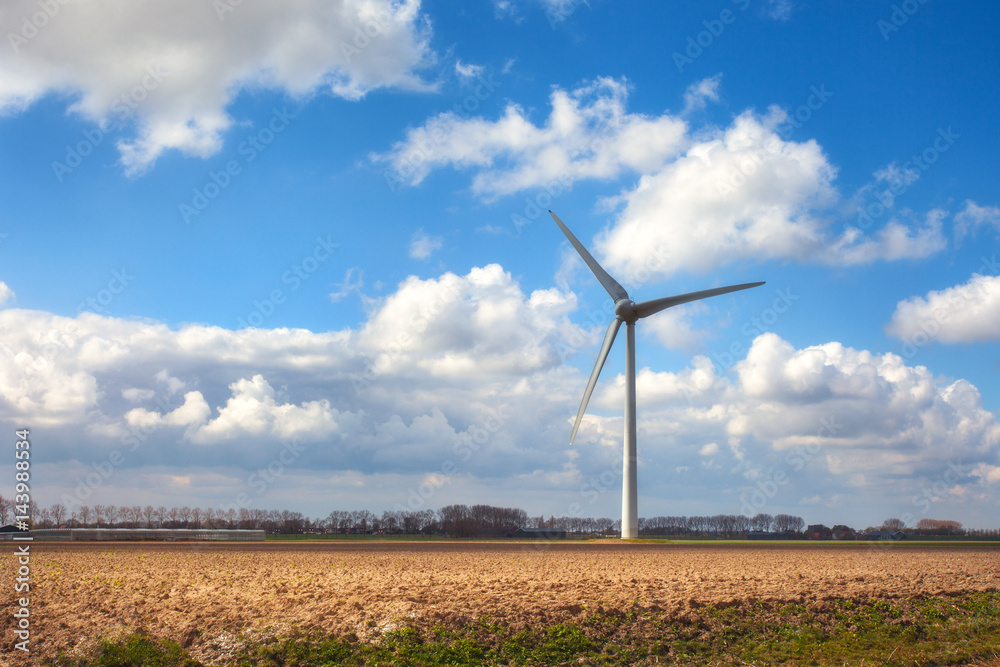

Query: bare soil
left=2, top=541, right=998, bottom=665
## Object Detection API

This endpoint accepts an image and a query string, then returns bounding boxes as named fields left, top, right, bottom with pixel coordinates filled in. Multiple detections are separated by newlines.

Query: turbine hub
left=614, top=298, right=638, bottom=323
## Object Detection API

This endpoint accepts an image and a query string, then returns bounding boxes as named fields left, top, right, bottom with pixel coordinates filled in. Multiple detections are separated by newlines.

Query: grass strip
left=46, top=591, right=1000, bottom=666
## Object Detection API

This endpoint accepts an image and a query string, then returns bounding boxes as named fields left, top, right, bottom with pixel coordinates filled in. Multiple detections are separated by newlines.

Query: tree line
left=2, top=496, right=996, bottom=538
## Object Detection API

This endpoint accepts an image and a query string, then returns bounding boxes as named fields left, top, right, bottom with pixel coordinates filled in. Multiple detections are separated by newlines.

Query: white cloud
left=375, top=77, right=688, bottom=199
left=1, top=269, right=997, bottom=523
left=766, top=0, right=795, bottom=21
left=380, top=81, right=949, bottom=277
left=125, top=390, right=211, bottom=435
left=822, top=209, right=948, bottom=265
left=122, top=387, right=155, bottom=403
left=954, top=199, right=1000, bottom=243
left=642, top=303, right=709, bottom=353
left=682, top=75, right=722, bottom=114
left=357, top=264, right=578, bottom=379
left=699, top=442, right=719, bottom=456
left=886, top=274, right=1000, bottom=344
left=155, top=369, right=186, bottom=396
left=189, top=375, right=341, bottom=444
left=595, top=107, right=837, bottom=277
left=0, top=282, right=14, bottom=306
left=1, top=0, right=434, bottom=173
left=409, top=229, right=443, bottom=259
left=729, top=333, right=1000, bottom=476
left=329, top=267, right=366, bottom=303
left=455, top=60, right=484, bottom=80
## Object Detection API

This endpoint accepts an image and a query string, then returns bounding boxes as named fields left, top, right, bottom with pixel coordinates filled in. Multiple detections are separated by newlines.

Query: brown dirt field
left=2, top=540, right=999, bottom=665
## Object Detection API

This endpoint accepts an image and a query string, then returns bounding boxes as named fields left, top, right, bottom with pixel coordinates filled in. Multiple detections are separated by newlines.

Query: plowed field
left=3, top=541, right=999, bottom=665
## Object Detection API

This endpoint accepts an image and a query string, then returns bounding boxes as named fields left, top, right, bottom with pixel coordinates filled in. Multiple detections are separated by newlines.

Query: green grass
left=264, top=533, right=452, bottom=541
left=45, top=591, right=1000, bottom=666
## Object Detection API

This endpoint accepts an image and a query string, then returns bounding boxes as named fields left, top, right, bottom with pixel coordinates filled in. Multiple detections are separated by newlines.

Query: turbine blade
left=550, top=210, right=629, bottom=303
left=634, top=281, right=766, bottom=319
left=570, top=317, right=623, bottom=445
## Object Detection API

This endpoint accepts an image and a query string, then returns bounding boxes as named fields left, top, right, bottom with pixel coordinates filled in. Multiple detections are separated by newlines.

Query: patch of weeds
left=46, top=632, right=200, bottom=667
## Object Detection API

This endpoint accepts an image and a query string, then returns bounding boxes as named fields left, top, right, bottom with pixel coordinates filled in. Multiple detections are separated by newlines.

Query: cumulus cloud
left=0, top=282, right=13, bottom=306
left=374, top=77, right=688, bottom=199
left=1, top=268, right=997, bottom=522
left=356, top=264, right=579, bottom=379
left=409, top=229, right=443, bottom=259
left=380, top=80, right=948, bottom=277
left=886, top=274, right=1000, bottom=344
left=729, top=333, right=1000, bottom=476
left=595, top=107, right=837, bottom=277
left=189, top=375, right=341, bottom=444
left=0, top=0, right=434, bottom=173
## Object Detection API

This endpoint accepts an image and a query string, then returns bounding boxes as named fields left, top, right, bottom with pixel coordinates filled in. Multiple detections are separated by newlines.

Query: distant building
left=831, top=525, right=855, bottom=540
left=806, top=524, right=833, bottom=540
left=506, top=527, right=567, bottom=540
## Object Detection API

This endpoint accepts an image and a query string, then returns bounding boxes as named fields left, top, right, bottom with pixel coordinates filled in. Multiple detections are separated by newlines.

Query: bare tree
left=142, top=505, right=155, bottom=528
left=93, top=504, right=107, bottom=527
left=881, top=517, right=906, bottom=531
left=154, top=506, right=168, bottom=528
left=178, top=506, right=192, bottom=527
left=0, top=495, right=11, bottom=524
left=190, top=506, right=202, bottom=529
left=50, top=503, right=68, bottom=527
left=79, top=505, right=93, bottom=527
left=105, top=505, right=121, bottom=528
left=126, top=505, right=143, bottom=528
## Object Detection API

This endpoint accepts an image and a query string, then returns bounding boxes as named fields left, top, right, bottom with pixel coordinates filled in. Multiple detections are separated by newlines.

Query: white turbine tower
left=551, top=211, right=764, bottom=539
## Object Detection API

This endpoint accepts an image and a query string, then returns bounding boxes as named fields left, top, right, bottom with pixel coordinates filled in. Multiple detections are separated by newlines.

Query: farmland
left=3, top=541, right=999, bottom=665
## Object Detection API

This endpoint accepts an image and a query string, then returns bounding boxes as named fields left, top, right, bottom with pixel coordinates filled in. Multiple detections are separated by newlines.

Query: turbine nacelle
left=614, top=298, right=638, bottom=323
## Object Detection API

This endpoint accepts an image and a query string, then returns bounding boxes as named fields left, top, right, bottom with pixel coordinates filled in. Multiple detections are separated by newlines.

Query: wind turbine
left=550, top=211, right=764, bottom=539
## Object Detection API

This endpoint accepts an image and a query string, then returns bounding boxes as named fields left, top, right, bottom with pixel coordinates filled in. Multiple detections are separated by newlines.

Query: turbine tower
left=550, top=211, right=764, bottom=539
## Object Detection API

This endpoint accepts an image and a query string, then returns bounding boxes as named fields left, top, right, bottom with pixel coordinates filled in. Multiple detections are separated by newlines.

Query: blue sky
left=1, top=0, right=999, bottom=530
